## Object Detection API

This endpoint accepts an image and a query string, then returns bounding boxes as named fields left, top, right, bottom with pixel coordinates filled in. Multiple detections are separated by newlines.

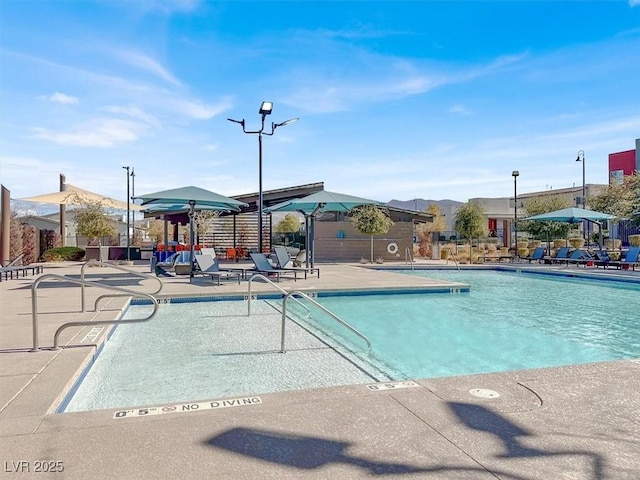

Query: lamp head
left=259, top=101, right=273, bottom=116
left=274, top=117, right=299, bottom=129
left=512, top=170, right=519, bottom=177
left=576, top=150, right=585, bottom=162
left=227, top=118, right=245, bottom=128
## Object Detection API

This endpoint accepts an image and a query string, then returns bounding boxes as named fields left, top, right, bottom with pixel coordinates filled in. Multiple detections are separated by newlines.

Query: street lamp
left=228, top=102, right=298, bottom=253
left=122, top=166, right=130, bottom=261
left=576, top=150, right=586, bottom=243
left=512, top=170, right=519, bottom=250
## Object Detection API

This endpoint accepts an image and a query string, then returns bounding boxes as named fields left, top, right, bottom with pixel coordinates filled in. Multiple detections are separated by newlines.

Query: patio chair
left=593, top=250, right=613, bottom=268
left=608, top=247, right=640, bottom=271
left=193, top=254, right=242, bottom=285
left=174, top=251, right=198, bottom=276
left=249, top=253, right=298, bottom=282
left=154, top=252, right=180, bottom=276
left=520, top=247, right=546, bottom=263
left=544, top=246, right=571, bottom=264
left=565, top=249, right=595, bottom=267
left=273, top=246, right=320, bottom=279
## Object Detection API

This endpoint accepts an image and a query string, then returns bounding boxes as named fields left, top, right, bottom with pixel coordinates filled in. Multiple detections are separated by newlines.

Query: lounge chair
left=174, top=251, right=197, bottom=276
left=593, top=250, right=613, bottom=268
left=154, top=252, right=180, bottom=276
left=608, top=247, right=640, bottom=271
left=544, top=246, right=571, bottom=264
left=480, top=252, right=515, bottom=263
left=249, top=253, right=298, bottom=282
left=565, top=249, right=595, bottom=267
left=521, top=247, right=546, bottom=263
left=193, top=254, right=242, bottom=285
left=273, top=246, right=320, bottom=279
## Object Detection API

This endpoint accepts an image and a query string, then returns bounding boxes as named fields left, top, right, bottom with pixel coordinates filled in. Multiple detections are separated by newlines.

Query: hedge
left=42, top=246, right=86, bottom=262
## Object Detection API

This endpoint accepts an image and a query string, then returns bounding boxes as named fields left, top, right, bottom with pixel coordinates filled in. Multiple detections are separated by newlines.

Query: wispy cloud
left=170, top=97, right=233, bottom=120
left=630, top=0, right=640, bottom=7
left=447, top=105, right=471, bottom=116
left=112, top=49, right=181, bottom=86
left=103, top=105, right=160, bottom=127
left=36, top=92, right=78, bottom=104
left=30, top=118, right=147, bottom=147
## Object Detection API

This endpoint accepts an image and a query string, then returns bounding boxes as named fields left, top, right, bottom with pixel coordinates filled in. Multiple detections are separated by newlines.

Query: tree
left=194, top=210, right=219, bottom=245
left=275, top=213, right=301, bottom=234
left=454, top=202, right=486, bottom=261
left=350, top=205, right=394, bottom=263
left=589, top=172, right=640, bottom=225
left=9, top=212, right=22, bottom=262
left=147, top=219, right=165, bottom=244
left=417, top=204, right=446, bottom=258
left=73, top=197, right=117, bottom=246
left=519, top=197, right=571, bottom=240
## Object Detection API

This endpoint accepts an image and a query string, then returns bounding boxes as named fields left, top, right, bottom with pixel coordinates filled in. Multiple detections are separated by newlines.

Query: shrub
left=42, top=246, right=85, bottom=262
left=629, top=235, right=640, bottom=247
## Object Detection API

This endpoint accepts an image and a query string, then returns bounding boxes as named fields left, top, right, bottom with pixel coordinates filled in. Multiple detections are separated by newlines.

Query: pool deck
left=1, top=260, right=639, bottom=479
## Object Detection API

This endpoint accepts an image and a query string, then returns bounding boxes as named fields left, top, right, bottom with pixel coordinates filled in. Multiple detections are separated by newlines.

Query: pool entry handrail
left=246, top=273, right=310, bottom=316
left=404, top=247, right=414, bottom=271
left=80, top=259, right=163, bottom=312
left=281, top=291, right=372, bottom=354
left=31, top=273, right=159, bottom=352
left=445, top=248, right=460, bottom=271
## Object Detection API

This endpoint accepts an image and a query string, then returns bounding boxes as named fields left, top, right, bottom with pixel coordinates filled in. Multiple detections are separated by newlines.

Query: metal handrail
left=446, top=248, right=460, bottom=271
left=281, top=291, right=371, bottom=354
left=80, top=259, right=163, bottom=312
left=247, top=273, right=311, bottom=316
left=405, top=247, right=414, bottom=271
left=31, top=273, right=158, bottom=351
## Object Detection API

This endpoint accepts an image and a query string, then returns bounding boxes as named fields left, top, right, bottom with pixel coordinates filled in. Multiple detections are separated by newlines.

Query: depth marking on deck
left=81, top=327, right=104, bottom=343
left=365, top=380, right=419, bottom=391
left=113, top=396, right=262, bottom=419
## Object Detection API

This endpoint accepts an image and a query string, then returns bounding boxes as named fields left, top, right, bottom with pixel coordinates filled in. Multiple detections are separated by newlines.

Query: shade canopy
left=523, top=207, right=615, bottom=223
left=136, top=186, right=247, bottom=211
left=265, top=190, right=383, bottom=214
left=20, top=183, right=142, bottom=211
left=142, top=203, right=230, bottom=216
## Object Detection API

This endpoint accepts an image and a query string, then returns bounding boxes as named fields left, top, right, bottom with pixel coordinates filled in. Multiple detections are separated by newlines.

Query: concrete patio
left=1, top=260, right=638, bottom=479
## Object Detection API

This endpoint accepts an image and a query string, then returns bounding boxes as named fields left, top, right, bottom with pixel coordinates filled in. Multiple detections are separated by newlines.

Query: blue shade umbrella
left=523, top=207, right=616, bottom=249
left=522, top=207, right=615, bottom=223
left=136, top=187, right=248, bottom=278
left=265, top=190, right=383, bottom=215
left=136, top=186, right=247, bottom=210
left=265, top=190, right=384, bottom=268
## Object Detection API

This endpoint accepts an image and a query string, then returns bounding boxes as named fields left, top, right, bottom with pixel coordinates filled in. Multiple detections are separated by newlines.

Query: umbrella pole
left=188, top=201, right=196, bottom=279
left=59, top=174, right=66, bottom=246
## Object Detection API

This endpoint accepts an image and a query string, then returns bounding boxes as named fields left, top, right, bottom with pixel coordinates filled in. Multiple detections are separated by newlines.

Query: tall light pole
left=122, top=166, right=130, bottom=261
left=228, top=102, right=298, bottom=254
left=130, top=167, right=135, bottom=243
left=512, top=170, right=519, bottom=250
left=576, top=150, right=586, bottom=243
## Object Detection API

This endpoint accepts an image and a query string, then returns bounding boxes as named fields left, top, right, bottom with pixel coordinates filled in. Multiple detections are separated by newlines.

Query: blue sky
left=1, top=0, right=639, bottom=208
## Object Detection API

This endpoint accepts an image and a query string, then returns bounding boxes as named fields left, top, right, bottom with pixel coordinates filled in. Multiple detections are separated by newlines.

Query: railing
left=31, top=274, right=159, bottom=351
left=80, top=260, right=163, bottom=312
left=246, top=273, right=311, bottom=317
left=404, top=247, right=414, bottom=271
left=281, top=291, right=371, bottom=354
left=447, top=248, right=460, bottom=271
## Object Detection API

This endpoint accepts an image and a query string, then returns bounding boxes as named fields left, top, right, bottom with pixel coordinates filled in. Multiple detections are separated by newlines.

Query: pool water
left=62, top=270, right=639, bottom=412
left=310, top=270, right=640, bottom=379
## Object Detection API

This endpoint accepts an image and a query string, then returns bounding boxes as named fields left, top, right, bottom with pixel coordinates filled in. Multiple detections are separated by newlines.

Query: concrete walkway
left=1, top=260, right=639, bottom=479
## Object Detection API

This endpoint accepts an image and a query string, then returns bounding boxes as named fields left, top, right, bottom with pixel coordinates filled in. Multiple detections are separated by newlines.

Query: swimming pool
left=61, top=270, right=640, bottom=412
left=311, top=270, right=640, bottom=380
